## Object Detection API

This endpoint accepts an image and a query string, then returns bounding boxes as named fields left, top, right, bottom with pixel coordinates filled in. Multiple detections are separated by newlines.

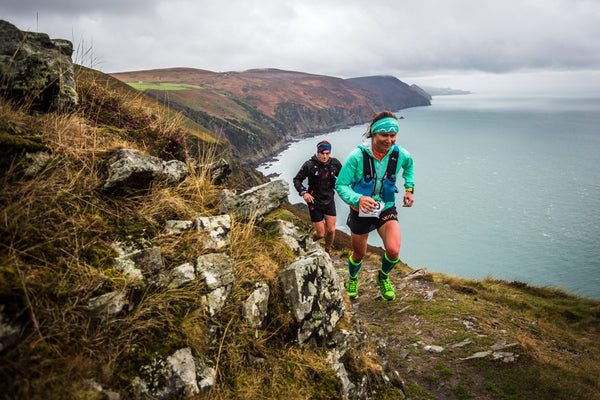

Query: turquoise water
left=258, top=94, right=600, bottom=300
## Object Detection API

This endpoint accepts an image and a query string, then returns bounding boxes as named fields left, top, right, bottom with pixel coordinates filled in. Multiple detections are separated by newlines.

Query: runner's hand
left=403, top=191, right=414, bottom=207
left=358, top=196, right=378, bottom=213
left=303, top=193, right=315, bottom=203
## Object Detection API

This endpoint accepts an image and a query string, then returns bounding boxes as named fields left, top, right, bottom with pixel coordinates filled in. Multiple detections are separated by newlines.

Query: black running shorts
left=308, top=201, right=336, bottom=222
left=347, top=206, right=398, bottom=235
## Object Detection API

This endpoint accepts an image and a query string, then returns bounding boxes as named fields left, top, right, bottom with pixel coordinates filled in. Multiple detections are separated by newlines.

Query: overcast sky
left=2, top=0, right=600, bottom=94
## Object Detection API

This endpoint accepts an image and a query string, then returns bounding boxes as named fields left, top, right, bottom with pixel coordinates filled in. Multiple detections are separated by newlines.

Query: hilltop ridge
left=110, top=67, right=431, bottom=165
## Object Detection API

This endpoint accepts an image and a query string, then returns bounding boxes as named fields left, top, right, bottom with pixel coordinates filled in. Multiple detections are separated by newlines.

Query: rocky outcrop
left=279, top=248, right=346, bottom=344
left=104, top=149, right=188, bottom=191
left=193, top=158, right=231, bottom=184
left=219, top=179, right=289, bottom=220
left=0, top=20, right=77, bottom=111
left=197, top=253, right=235, bottom=316
left=243, top=283, right=271, bottom=329
left=195, top=215, right=231, bottom=250
left=166, top=263, right=196, bottom=289
left=266, top=219, right=317, bottom=254
left=113, top=246, right=165, bottom=285
left=27, top=146, right=368, bottom=397
left=132, top=347, right=215, bottom=399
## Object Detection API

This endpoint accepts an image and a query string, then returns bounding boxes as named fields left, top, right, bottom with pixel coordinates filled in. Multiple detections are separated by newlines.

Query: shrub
left=77, top=82, right=187, bottom=161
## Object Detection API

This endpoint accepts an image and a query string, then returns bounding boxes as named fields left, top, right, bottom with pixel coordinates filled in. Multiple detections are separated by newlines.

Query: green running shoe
left=347, top=277, right=359, bottom=299
left=376, top=275, right=395, bottom=301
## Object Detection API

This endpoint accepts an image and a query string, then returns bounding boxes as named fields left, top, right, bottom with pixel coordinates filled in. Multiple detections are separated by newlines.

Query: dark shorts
left=308, top=201, right=336, bottom=222
left=347, top=206, right=398, bottom=235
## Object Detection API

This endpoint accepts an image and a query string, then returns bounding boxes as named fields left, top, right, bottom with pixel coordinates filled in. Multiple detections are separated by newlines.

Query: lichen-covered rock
left=196, top=215, right=231, bottom=250
left=269, top=219, right=317, bottom=254
left=164, top=220, right=193, bottom=235
left=278, top=248, right=345, bottom=343
left=242, top=283, right=270, bottom=328
left=132, top=348, right=210, bottom=399
left=0, top=20, right=77, bottom=111
left=194, top=158, right=231, bottom=184
left=196, top=253, right=234, bottom=316
left=87, top=291, right=129, bottom=318
left=219, top=179, right=288, bottom=220
left=113, top=246, right=165, bottom=285
left=166, top=263, right=195, bottom=289
left=104, top=149, right=188, bottom=191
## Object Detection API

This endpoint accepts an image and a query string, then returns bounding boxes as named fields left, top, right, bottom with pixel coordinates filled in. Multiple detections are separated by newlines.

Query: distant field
left=127, top=82, right=203, bottom=91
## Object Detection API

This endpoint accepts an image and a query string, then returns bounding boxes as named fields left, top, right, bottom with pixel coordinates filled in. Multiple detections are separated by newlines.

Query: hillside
left=110, top=68, right=431, bottom=165
left=1, top=20, right=599, bottom=399
left=2, top=65, right=599, bottom=400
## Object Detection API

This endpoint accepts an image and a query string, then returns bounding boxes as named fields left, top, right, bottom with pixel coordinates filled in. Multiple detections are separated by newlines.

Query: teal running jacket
left=335, top=141, right=414, bottom=210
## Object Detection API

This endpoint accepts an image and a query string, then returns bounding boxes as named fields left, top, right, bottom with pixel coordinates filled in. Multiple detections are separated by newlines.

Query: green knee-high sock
left=348, top=256, right=362, bottom=278
left=381, top=253, right=400, bottom=275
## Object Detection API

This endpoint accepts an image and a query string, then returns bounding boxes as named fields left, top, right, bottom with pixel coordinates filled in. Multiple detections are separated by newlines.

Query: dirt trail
left=329, top=253, right=518, bottom=400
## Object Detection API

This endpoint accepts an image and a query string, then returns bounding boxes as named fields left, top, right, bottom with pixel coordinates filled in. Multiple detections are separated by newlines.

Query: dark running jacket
left=293, top=155, right=342, bottom=207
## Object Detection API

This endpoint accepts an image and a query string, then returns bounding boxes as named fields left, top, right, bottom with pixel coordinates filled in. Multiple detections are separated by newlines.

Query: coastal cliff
left=110, top=68, right=431, bottom=165
left=1, top=20, right=599, bottom=400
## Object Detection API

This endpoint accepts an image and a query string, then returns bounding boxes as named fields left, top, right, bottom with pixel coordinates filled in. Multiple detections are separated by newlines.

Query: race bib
left=359, top=201, right=385, bottom=218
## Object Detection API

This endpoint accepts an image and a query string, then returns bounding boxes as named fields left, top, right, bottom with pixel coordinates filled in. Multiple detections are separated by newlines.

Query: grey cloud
left=0, top=0, right=161, bottom=16
left=1, top=0, right=600, bottom=90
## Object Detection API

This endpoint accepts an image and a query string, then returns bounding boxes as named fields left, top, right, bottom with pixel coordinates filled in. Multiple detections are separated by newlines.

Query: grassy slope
left=109, top=68, right=430, bottom=166
left=0, top=67, right=598, bottom=400
left=110, top=68, right=372, bottom=117
left=288, top=201, right=600, bottom=400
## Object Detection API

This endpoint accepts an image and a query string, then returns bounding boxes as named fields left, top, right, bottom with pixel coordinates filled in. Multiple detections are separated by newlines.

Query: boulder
left=166, top=263, right=195, bottom=289
left=242, top=283, right=270, bottom=328
left=196, top=253, right=234, bottom=316
left=104, top=149, right=188, bottom=191
left=196, top=215, right=231, bottom=250
left=132, top=347, right=214, bottom=399
left=194, top=158, right=231, bottom=184
left=0, top=20, right=77, bottom=111
left=278, top=248, right=345, bottom=344
left=219, top=179, right=288, bottom=220
left=113, top=246, right=165, bottom=285
left=268, top=219, right=317, bottom=254
left=87, top=291, right=129, bottom=318
left=164, top=220, right=193, bottom=235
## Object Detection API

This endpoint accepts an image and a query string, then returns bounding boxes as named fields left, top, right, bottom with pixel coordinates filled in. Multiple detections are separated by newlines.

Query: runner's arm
left=293, top=161, right=310, bottom=196
left=335, top=149, right=363, bottom=208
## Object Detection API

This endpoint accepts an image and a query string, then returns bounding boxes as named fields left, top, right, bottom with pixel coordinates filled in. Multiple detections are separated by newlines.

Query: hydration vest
left=352, top=146, right=399, bottom=202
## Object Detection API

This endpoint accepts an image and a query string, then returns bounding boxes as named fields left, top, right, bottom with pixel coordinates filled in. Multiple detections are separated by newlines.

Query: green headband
left=370, top=117, right=399, bottom=134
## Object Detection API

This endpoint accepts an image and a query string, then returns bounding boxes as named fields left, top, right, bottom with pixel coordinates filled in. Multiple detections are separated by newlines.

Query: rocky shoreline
left=247, top=121, right=365, bottom=169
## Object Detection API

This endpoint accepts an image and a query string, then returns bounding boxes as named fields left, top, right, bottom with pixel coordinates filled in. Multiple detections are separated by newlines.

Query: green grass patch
left=452, top=384, right=475, bottom=399
left=404, top=381, right=435, bottom=399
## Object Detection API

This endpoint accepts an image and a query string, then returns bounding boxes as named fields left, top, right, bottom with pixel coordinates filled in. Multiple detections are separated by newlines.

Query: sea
left=257, top=93, right=600, bottom=300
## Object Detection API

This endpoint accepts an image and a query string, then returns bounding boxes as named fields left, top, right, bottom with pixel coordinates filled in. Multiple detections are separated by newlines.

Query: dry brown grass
left=5, top=64, right=599, bottom=400
left=0, top=68, right=351, bottom=400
